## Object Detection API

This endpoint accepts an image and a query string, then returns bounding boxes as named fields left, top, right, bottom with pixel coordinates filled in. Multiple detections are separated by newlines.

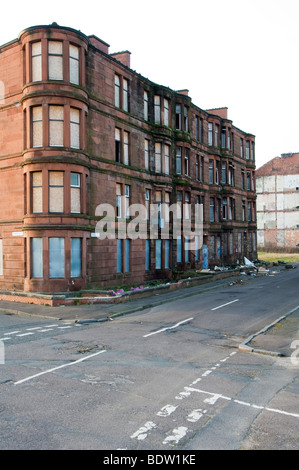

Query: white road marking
left=157, top=405, right=177, bottom=417
left=4, top=331, right=20, bottom=335
left=14, top=349, right=107, bottom=385
left=187, top=409, right=206, bottom=423
left=143, top=317, right=193, bottom=338
left=26, top=327, right=42, bottom=331
left=163, top=426, right=188, bottom=445
left=130, top=421, right=156, bottom=441
left=211, top=299, right=239, bottom=311
left=16, top=332, right=34, bottom=337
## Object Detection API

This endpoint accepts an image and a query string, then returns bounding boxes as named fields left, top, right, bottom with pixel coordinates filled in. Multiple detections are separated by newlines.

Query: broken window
left=115, top=128, right=121, bottom=162
left=175, top=104, right=182, bottom=130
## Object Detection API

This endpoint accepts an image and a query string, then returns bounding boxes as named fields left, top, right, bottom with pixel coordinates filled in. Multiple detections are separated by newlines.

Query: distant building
left=0, top=23, right=257, bottom=293
left=256, top=153, right=299, bottom=251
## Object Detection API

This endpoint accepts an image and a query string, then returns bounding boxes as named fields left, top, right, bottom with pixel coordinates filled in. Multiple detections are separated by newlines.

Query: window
left=71, top=238, right=81, bottom=277
left=184, top=149, right=189, bottom=176
left=247, top=171, right=251, bottom=190
left=222, top=162, right=227, bottom=184
left=215, top=124, right=219, bottom=147
left=145, top=189, right=150, bottom=220
left=155, top=239, right=162, bottom=269
left=215, top=160, right=220, bottom=184
left=195, top=116, right=199, bottom=140
left=227, top=128, right=231, bottom=150
left=70, top=108, right=80, bottom=149
left=177, top=236, right=182, bottom=263
left=184, top=106, right=188, bottom=132
left=200, top=118, right=203, bottom=142
left=70, top=173, right=81, bottom=213
left=185, top=236, right=189, bottom=262
left=32, top=172, right=43, bottom=213
left=144, top=139, right=149, bottom=170
left=241, top=169, right=245, bottom=189
left=209, top=160, right=214, bottom=184
left=242, top=200, right=246, bottom=221
left=49, top=105, right=64, bottom=147
left=156, top=190, right=162, bottom=227
left=200, top=156, right=204, bottom=182
left=115, top=75, right=120, bottom=108
left=32, top=106, right=43, bottom=147
left=248, top=201, right=252, bottom=221
left=32, top=42, right=42, bottom=82
left=155, top=142, right=162, bottom=173
left=32, top=238, right=43, bottom=278
left=165, top=240, right=170, bottom=269
left=229, top=198, right=234, bottom=220
left=164, top=144, right=170, bottom=175
left=144, top=91, right=149, bottom=120
left=175, top=104, right=181, bottom=130
left=48, top=41, right=63, bottom=80
left=208, top=123, right=213, bottom=146
left=246, top=141, right=250, bottom=160
left=221, top=126, right=226, bottom=148
left=49, top=171, right=64, bottom=213
left=176, top=147, right=182, bottom=174
left=117, top=239, right=122, bottom=273
left=228, top=163, right=235, bottom=186
left=164, top=98, right=169, bottom=126
left=125, top=239, right=130, bottom=273
left=222, top=197, right=228, bottom=220
left=116, top=183, right=122, bottom=218
left=154, top=95, right=161, bottom=124
left=123, top=131, right=129, bottom=165
left=145, top=239, right=150, bottom=271
left=115, top=128, right=121, bottom=162
left=123, top=79, right=129, bottom=112
left=240, top=138, right=244, bottom=158
left=210, top=197, right=215, bottom=222
left=125, top=184, right=130, bottom=218
left=49, top=238, right=65, bottom=278
left=165, top=192, right=170, bottom=223
left=185, top=192, right=190, bottom=220
left=69, top=44, right=79, bottom=85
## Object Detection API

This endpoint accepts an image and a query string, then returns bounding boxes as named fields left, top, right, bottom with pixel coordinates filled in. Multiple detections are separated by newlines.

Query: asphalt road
left=0, top=268, right=298, bottom=451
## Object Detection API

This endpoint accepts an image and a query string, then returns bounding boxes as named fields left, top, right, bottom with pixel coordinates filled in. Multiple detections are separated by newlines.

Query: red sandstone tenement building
left=0, top=23, right=257, bottom=293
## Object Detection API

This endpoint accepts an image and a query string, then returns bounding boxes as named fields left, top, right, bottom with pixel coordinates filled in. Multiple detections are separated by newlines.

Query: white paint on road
left=130, top=421, right=156, bottom=441
left=157, top=404, right=177, bottom=417
left=14, top=349, right=107, bottom=385
left=211, top=299, right=239, bottom=311
left=143, top=317, right=193, bottom=338
left=163, top=426, right=188, bottom=445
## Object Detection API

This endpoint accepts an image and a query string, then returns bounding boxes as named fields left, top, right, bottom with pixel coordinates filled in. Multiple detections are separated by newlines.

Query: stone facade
left=256, top=153, right=299, bottom=251
left=0, top=23, right=257, bottom=293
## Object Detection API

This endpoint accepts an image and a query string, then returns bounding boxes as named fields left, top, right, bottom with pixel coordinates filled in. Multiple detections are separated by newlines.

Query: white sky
left=1, top=0, right=299, bottom=169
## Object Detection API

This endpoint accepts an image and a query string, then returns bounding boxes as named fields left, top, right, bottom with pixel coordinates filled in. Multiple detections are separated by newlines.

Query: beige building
left=256, top=153, right=299, bottom=250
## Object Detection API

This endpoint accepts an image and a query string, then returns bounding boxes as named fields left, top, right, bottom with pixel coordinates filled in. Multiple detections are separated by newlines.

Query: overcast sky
left=1, top=0, right=298, bottom=169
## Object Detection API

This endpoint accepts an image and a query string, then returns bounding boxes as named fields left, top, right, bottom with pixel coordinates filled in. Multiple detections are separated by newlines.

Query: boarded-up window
left=70, top=172, right=81, bottom=213
left=70, top=108, right=80, bottom=149
left=32, top=42, right=42, bottom=82
left=69, top=44, right=79, bottom=85
left=48, top=41, right=63, bottom=80
left=32, top=106, right=43, bottom=147
left=49, top=171, right=64, bottom=212
left=32, top=171, right=43, bottom=213
left=49, top=106, right=64, bottom=146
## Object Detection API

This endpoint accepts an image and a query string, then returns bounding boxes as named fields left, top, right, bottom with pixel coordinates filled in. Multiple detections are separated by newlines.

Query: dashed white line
left=130, top=421, right=156, bottom=441
left=16, top=332, right=34, bottom=337
left=163, top=426, right=188, bottom=445
left=143, top=317, right=193, bottom=338
left=211, top=299, right=239, bottom=311
left=14, top=349, right=107, bottom=385
left=157, top=405, right=177, bottom=417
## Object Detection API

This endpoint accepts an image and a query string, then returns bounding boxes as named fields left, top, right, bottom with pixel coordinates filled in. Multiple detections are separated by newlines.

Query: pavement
left=0, top=268, right=298, bottom=359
